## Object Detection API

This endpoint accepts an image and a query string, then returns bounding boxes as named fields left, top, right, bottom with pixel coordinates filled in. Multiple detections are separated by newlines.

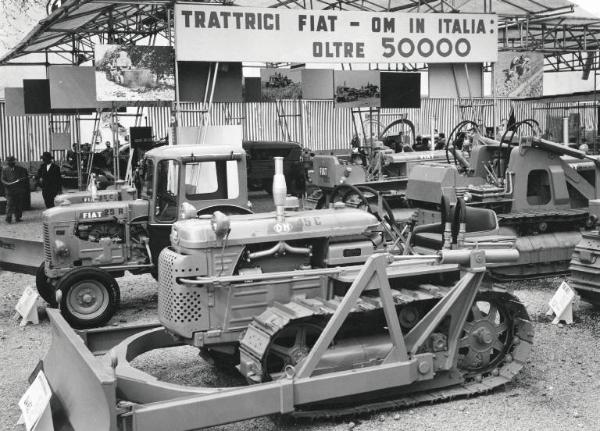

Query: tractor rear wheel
left=57, top=268, right=120, bottom=329
left=35, top=263, right=57, bottom=307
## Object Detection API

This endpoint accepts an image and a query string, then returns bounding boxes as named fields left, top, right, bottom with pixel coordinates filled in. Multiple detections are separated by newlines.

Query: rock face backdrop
left=0, top=0, right=46, bottom=57
left=0, top=0, right=47, bottom=97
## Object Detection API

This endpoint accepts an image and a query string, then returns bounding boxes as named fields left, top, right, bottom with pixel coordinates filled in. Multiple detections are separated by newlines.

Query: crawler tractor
left=407, top=130, right=600, bottom=279
left=36, top=144, right=251, bottom=328
left=31, top=159, right=532, bottom=430
left=306, top=118, right=446, bottom=215
left=568, top=201, right=600, bottom=306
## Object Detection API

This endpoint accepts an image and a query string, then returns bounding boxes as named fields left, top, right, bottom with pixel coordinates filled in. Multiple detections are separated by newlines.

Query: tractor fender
left=196, top=204, right=253, bottom=217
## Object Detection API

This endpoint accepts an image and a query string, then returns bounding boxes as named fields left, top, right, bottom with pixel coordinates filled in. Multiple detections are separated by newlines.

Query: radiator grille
left=43, top=222, right=52, bottom=264
left=158, top=248, right=203, bottom=324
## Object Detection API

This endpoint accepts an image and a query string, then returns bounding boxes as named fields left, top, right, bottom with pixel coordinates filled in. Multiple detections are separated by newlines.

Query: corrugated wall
left=148, top=98, right=528, bottom=151
left=0, top=103, right=78, bottom=162
left=0, top=103, right=49, bottom=161
left=2, top=98, right=598, bottom=161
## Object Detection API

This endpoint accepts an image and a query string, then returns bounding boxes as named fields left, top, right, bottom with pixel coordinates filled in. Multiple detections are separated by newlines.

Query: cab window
left=184, top=160, right=239, bottom=200
left=138, top=159, right=154, bottom=200
left=527, top=169, right=551, bottom=205
left=155, top=160, right=180, bottom=222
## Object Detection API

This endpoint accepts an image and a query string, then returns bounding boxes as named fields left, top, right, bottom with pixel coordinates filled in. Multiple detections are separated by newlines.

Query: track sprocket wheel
left=457, top=292, right=513, bottom=374
left=262, top=320, right=325, bottom=381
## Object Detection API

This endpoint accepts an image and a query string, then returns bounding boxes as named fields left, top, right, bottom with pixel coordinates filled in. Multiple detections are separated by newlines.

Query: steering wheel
left=445, top=120, right=480, bottom=167
left=328, top=184, right=396, bottom=226
left=379, top=118, right=416, bottom=150
left=156, top=191, right=177, bottom=219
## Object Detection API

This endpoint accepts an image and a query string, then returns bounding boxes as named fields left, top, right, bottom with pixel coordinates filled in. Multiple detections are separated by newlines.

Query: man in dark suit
left=1, top=156, right=29, bottom=222
left=37, top=151, right=62, bottom=208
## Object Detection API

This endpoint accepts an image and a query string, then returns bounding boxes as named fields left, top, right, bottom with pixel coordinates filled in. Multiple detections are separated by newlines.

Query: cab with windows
left=139, top=144, right=251, bottom=259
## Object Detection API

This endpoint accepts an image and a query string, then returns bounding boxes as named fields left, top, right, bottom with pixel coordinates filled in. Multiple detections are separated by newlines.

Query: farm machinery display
left=306, top=118, right=447, bottom=212
left=406, top=125, right=600, bottom=279
left=32, top=158, right=532, bottom=430
left=34, top=144, right=251, bottom=328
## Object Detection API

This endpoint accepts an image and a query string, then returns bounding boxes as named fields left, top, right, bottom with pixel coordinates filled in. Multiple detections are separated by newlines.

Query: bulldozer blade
left=0, top=236, right=43, bottom=275
left=43, top=309, right=119, bottom=431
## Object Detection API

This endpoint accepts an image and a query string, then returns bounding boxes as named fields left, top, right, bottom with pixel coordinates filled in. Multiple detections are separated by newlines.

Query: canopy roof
left=1, top=0, right=599, bottom=71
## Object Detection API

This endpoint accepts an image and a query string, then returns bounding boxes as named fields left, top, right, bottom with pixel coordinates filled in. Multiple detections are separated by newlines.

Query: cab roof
left=144, top=144, right=245, bottom=161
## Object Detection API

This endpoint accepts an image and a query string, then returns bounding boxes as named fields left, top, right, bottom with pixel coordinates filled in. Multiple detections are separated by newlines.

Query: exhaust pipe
left=273, top=156, right=287, bottom=222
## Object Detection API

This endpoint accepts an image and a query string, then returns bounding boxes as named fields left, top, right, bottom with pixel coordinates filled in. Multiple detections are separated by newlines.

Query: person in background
left=36, top=151, right=62, bottom=208
left=1, top=156, right=29, bottom=223
left=101, top=141, right=113, bottom=170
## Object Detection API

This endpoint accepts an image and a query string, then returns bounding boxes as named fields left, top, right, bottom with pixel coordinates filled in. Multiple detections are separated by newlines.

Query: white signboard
left=18, top=371, right=52, bottom=431
left=14, top=286, right=39, bottom=326
left=175, top=4, right=497, bottom=64
left=547, top=281, right=576, bottom=325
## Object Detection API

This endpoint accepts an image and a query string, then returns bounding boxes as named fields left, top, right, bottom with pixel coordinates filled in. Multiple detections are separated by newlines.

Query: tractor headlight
left=54, top=239, right=70, bottom=258
left=55, top=196, right=70, bottom=206
left=171, top=228, right=180, bottom=245
left=179, top=202, right=197, bottom=220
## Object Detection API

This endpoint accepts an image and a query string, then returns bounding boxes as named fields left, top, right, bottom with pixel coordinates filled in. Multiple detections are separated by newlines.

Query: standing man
left=37, top=151, right=62, bottom=208
left=1, top=156, right=28, bottom=223
left=101, top=141, right=113, bottom=171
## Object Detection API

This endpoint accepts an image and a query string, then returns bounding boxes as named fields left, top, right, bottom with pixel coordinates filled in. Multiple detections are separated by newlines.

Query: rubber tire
left=35, top=263, right=57, bottom=307
left=57, top=268, right=120, bottom=329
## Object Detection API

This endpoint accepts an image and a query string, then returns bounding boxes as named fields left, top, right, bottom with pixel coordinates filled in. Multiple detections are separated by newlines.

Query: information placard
left=175, top=4, right=497, bottom=64
left=547, top=281, right=576, bottom=325
left=18, top=371, right=52, bottom=431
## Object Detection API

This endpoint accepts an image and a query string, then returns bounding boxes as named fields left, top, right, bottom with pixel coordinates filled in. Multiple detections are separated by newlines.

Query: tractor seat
left=412, top=231, right=444, bottom=250
left=411, top=205, right=499, bottom=251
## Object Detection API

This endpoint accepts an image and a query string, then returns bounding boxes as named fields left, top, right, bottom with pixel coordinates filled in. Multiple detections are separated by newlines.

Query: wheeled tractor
left=35, top=144, right=252, bottom=328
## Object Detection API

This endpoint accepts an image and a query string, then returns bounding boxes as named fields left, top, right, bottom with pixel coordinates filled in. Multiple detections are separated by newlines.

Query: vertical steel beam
left=296, top=253, right=407, bottom=378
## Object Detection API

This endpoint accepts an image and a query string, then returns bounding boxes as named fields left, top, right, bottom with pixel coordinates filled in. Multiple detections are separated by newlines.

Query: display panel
left=177, top=61, right=242, bottom=102
left=380, top=72, right=421, bottom=108
left=333, top=70, right=380, bottom=108
left=23, top=79, right=51, bottom=114
left=49, top=66, right=97, bottom=110
left=260, top=68, right=302, bottom=101
left=95, top=45, right=175, bottom=102
left=428, top=63, right=483, bottom=99
left=243, top=77, right=262, bottom=102
left=302, top=69, right=334, bottom=100
left=494, top=51, right=543, bottom=98
left=4, top=87, right=25, bottom=116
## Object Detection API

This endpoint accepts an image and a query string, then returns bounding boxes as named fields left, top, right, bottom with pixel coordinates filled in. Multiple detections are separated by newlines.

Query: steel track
left=240, top=288, right=533, bottom=421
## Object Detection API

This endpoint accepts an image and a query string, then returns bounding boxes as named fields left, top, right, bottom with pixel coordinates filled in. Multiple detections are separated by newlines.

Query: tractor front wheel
left=35, top=263, right=57, bottom=307
left=57, top=268, right=120, bottom=329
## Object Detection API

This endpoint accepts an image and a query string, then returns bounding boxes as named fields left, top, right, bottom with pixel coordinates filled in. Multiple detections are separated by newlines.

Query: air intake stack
left=273, top=156, right=287, bottom=222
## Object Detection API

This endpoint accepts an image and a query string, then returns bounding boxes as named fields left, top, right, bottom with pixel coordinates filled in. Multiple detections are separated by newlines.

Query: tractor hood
left=54, top=186, right=137, bottom=206
left=42, top=199, right=149, bottom=223
left=171, top=207, right=380, bottom=250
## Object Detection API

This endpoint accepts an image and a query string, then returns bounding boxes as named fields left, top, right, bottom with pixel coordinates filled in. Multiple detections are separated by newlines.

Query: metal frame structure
left=40, top=248, right=527, bottom=431
left=1, top=0, right=600, bottom=72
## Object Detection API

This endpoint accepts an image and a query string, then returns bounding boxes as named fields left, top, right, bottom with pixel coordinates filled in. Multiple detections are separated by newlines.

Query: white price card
left=15, top=286, right=38, bottom=318
left=547, top=281, right=576, bottom=324
left=18, top=371, right=52, bottom=431
left=549, top=282, right=575, bottom=315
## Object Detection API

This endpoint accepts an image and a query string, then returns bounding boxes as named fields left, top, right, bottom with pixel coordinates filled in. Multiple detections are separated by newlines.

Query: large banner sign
left=175, top=4, right=497, bottom=64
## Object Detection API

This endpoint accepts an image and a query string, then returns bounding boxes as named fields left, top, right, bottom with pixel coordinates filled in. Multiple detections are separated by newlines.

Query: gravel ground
left=1, top=191, right=600, bottom=430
